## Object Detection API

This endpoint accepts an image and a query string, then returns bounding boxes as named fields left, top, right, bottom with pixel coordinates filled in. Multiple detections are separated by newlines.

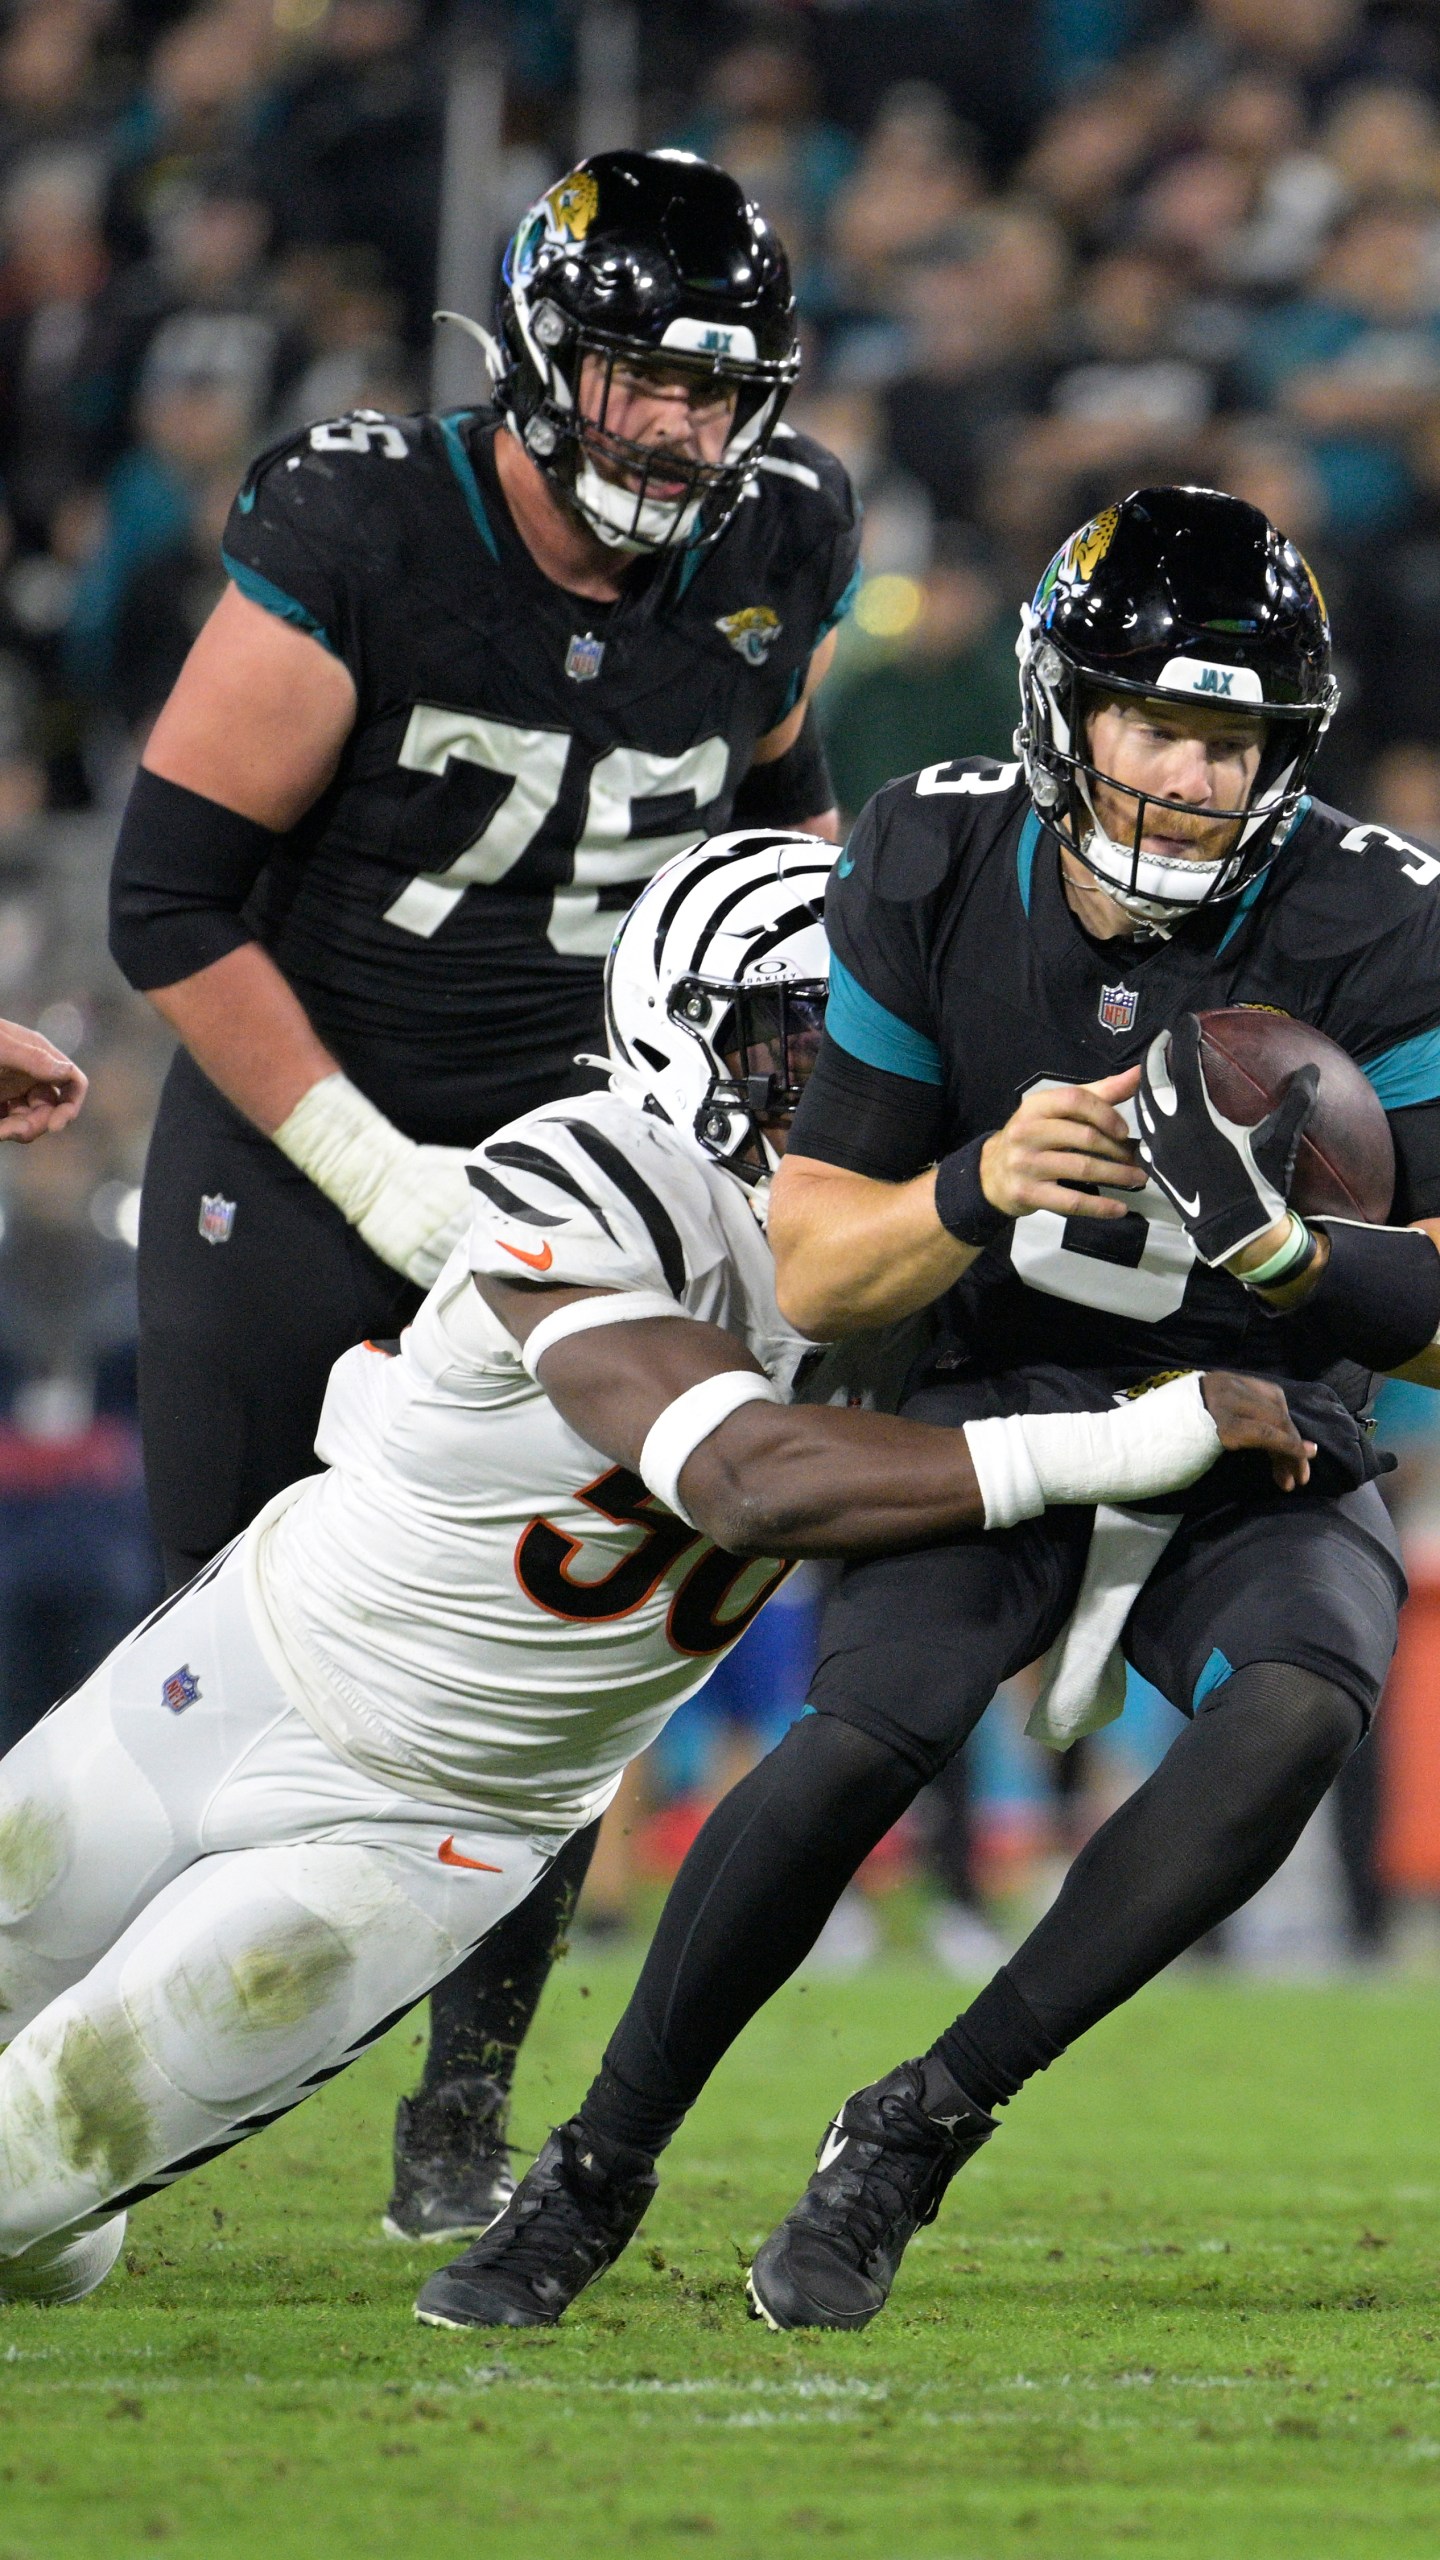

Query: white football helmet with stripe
left=603, top=828, right=834, bottom=1193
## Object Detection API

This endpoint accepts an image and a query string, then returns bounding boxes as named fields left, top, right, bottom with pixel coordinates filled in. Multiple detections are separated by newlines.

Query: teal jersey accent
left=221, top=551, right=335, bottom=653
left=827, top=953, right=944, bottom=1085
left=437, top=411, right=500, bottom=562
left=1360, top=1022, right=1440, bottom=1109
left=1193, top=1646, right=1234, bottom=1708
left=816, top=558, right=862, bottom=644
left=1215, top=866, right=1269, bottom=955
left=1016, top=808, right=1043, bottom=914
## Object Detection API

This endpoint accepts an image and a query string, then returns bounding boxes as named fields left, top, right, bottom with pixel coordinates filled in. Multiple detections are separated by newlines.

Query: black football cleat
left=413, top=2120, right=657, bottom=2328
left=746, top=2055, right=995, bottom=2331
left=383, top=2073, right=517, bottom=2243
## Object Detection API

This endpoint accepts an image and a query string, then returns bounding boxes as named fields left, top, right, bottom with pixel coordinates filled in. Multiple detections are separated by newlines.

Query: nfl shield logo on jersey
left=565, top=631, right=605, bottom=682
left=198, top=1192, right=236, bottom=1244
left=1098, top=982, right=1138, bottom=1035
left=162, top=1664, right=201, bottom=1714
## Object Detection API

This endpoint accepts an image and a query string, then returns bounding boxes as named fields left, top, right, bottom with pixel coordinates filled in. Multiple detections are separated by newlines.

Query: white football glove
left=272, top=1073, right=474, bottom=1287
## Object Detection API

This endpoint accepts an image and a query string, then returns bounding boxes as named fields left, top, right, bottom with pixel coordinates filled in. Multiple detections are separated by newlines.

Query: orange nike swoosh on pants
left=437, top=1836, right=503, bottom=1872
left=498, top=1238, right=553, bottom=1272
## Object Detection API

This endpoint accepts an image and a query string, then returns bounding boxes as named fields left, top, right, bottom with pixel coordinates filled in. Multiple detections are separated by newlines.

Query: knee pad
left=118, top=1873, right=358, bottom=2110
left=1202, top=1661, right=1365, bottom=1772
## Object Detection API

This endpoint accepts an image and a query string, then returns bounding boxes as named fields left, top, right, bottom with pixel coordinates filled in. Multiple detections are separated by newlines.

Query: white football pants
left=0, top=1541, right=553, bottom=2260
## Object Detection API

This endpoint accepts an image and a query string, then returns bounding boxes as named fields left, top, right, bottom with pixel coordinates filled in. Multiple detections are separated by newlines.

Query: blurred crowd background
left=9, top=0, right=1440, bottom=1972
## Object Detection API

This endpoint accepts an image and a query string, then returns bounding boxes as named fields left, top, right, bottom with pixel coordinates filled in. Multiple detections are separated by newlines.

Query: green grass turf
left=4, top=1956, right=1440, bottom=2559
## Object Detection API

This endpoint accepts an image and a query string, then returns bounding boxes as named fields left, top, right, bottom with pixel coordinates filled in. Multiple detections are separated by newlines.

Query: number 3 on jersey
left=1008, top=1082, right=1199, bottom=1319
left=382, top=708, right=728, bottom=956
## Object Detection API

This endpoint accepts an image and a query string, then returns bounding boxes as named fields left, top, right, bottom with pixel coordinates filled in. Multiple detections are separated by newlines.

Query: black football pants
left=136, top=1046, right=599, bottom=2109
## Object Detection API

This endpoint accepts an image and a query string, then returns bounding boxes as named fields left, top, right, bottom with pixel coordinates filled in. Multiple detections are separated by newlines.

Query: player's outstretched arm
left=0, top=1018, right=86, bottom=1140
left=771, top=1068, right=1148, bottom=1339
left=481, top=1277, right=1311, bottom=1559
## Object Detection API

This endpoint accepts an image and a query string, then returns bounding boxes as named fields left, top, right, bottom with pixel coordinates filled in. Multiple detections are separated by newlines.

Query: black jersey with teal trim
left=790, top=755, right=1440, bottom=1391
left=219, top=406, right=859, bottom=1145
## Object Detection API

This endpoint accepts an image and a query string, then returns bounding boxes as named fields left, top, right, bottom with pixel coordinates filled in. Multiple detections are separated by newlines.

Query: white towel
left=1026, top=1504, right=1183, bottom=1750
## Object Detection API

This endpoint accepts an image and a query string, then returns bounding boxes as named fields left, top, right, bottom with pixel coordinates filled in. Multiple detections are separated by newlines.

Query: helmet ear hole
left=633, top=1038, right=668, bottom=1072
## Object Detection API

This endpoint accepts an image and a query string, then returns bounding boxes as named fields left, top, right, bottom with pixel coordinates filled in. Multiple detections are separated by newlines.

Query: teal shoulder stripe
left=221, top=551, right=334, bottom=653
left=1360, top=1023, right=1440, bottom=1109
left=816, top=558, right=862, bottom=644
left=437, top=411, right=499, bottom=561
left=1016, top=808, right=1042, bottom=914
left=827, top=953, right=943, bottom=1086
left=1215, top=865, right=1270, bottom=955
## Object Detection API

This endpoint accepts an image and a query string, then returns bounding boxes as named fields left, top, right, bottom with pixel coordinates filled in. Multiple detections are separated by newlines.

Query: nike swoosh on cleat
left=437, top=1836, right=503, bottom=1872
left=816, top=2125, right=849, bottom=2173
left=498, top=1238, right=554, bottom=1271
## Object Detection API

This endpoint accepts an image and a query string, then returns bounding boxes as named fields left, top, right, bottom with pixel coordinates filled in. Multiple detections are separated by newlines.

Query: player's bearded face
left=1085, top=696, right=1266, bottom=866
left=576, top=354, right=738, bottom=499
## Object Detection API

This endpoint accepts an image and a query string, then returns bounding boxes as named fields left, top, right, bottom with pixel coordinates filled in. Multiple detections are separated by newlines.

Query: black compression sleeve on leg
left=579, top=1713, right=922, bottom=2164
left=930, top=1664, right=1363, bottom=2105
left=422, top=1820, right=600, bottom=2095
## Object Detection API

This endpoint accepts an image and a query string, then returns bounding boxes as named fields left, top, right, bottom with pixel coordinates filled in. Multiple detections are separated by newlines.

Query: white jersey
left=247, top=1088, right=918, bottom=1837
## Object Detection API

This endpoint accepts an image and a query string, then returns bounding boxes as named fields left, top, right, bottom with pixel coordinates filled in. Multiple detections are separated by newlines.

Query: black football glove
left=1134, top=1013, right=1319, bottom=1267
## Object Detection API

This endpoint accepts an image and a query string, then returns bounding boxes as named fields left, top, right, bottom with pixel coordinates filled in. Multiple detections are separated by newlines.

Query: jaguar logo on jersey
left=565, top=631, right=606, bottom=682
left=1098, top=981, right=1139, bottom=1034
left=162, top=1664, right=201, bottom=1714
left=198, top=1193, right=236, bottom=1244
left=716, top=605, right=781, bottom=666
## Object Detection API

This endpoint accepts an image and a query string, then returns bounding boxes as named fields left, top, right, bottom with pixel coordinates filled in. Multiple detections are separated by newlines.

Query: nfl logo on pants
left=1098, top=982, right=1138, bottom=1035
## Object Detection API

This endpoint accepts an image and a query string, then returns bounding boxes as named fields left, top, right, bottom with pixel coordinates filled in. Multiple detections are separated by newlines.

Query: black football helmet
left=1016, top=485, right=1338, bottom=930
left=448, top=149, right=799, bottom=555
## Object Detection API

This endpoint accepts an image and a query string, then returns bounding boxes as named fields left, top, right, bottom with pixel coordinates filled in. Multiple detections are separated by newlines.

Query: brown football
left=1193, top=1008, right=1394, bottom=1223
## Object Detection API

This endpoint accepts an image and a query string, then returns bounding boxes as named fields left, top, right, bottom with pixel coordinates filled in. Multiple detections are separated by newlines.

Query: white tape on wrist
left=273, top=1072, right=405, bottom=1221
left=272, top=1072, right=473, bottom=1285
left=639, top=1371, right=782, bottom=1529
left=520, top=1291, right=696, bottom=1380
left=964, top=1374, right=1223, bottom=1530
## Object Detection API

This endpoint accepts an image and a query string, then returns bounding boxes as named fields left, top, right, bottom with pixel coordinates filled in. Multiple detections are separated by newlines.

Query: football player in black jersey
left=414, top=485, right=1440, bottom=2335
left=106, top=149, right=859, bottom=2245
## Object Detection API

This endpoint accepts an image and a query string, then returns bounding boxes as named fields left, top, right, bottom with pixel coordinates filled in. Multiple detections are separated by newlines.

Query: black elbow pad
left=1299, top=1219, right=1440, bottom=1371
left=109, top=767, right=280, bottom=992
left=731, top=704, right=834, bottom=827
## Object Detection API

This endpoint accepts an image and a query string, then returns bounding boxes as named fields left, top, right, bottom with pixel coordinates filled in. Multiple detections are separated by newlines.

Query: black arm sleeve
left=788, top=1033, right=944, bottom=1180
left=731, top=703, right=835, bottom=826
left=109, top=768, right=282, bottom=992
left=1388, top=1098, right=1440, bottom=1223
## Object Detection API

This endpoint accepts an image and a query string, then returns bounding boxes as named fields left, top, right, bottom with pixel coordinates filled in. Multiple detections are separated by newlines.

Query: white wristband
left=963, top=1374, right=1223, bottom=1530
left=521, top=1291, right=696, bottom=1380
left=639, top=1371, right=781, bottom=1528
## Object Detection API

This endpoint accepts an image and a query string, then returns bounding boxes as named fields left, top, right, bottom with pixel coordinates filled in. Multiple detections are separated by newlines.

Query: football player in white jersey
left=0, top=832, right=1308, bottom=2311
